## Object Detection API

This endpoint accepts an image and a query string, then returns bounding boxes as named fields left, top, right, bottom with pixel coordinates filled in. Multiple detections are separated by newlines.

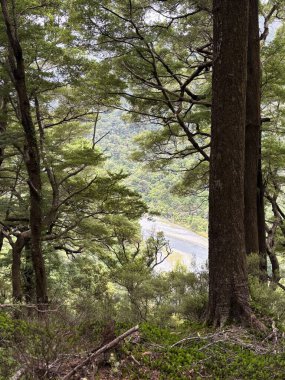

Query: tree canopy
left=0, top=0, right=285, bottom=378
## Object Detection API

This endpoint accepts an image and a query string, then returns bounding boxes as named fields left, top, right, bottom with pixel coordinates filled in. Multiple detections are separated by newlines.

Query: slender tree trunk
left=1, top=0, right=48, bottom=304
left=0, top=95, right=7, bottom=166
left=12, top=240, right=23, bottom=302
left=11, top=232, right=30, bottom=301
left=266, top=192, right=282, bottom=282
left=0, top=96, right=7, bottom=254
left=244, top=0, right=260, bottom=255
left=266, top=218, right=281, bottom=283
left=207, top=0, right=251, bottom=326
left=257, top=150, right=267, bottom=279
left=23, top=240, right=35, bottom=303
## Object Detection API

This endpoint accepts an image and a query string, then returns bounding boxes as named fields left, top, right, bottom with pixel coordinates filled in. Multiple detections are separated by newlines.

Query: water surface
left=140, top=217, right=208, bottom=271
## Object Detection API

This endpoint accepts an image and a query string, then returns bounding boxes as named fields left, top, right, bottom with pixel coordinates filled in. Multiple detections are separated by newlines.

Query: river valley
left=140, top=217, right=208, bottom=271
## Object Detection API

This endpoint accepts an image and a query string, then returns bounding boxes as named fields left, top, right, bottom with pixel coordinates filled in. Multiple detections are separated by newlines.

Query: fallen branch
left=61, top=325, right=139, bottom=380
left=171, top=333, right=218, bottom=348
left=198, top=339, right=225, bottom=351
left=10, top=367, right=27, bottom=380
left=170, top=327, right=278, bottom=355
left=130, top=354, right=141, bottom=366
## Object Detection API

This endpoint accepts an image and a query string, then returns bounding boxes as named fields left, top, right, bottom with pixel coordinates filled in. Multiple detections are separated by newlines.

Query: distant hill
left=96, top=109, right=208, bottom=235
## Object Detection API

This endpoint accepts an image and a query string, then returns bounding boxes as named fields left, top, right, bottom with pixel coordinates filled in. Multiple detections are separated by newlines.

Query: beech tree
left=0, top=0, right=146, bottom=304
left=72, top=0, right=285, bottom=289
left=1, top=0, right=48, bottom=304
left=0, top=0, right=283, bottom=321
left=207, top=0, right=251, bottom=326
left=244, top=0, right=281, bottom=279
left=262, top=20, right=285, bottom=283
left=244, top=0, right=262, bottom=259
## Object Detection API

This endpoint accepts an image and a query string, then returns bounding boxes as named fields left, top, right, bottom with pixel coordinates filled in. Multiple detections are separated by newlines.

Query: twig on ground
left=9, top=366, right=27, bottom=380
left=130, top=354, right=141, bottom=366
left=61, top=325, right=139, bottom=380
left=171, top=327, right=282, bottom=355
left=198, top=339, right=225, bottom=351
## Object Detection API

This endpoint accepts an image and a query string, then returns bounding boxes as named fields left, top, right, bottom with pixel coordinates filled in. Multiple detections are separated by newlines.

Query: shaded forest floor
left=58, top=325, right=285, bottom=380
left=3, top=321, right=285, bottom=380
left=93, top=324, right=285, bottom=380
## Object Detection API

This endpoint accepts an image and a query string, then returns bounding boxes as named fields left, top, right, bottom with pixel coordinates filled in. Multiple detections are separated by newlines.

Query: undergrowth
left=115, top=323, right=285, bottom=380
left=1, top=312, right=285, bottom=379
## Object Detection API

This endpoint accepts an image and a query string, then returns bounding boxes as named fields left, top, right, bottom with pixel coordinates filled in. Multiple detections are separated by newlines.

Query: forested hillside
left=0, top=0, right=285, bottom=379
left=97, top=110, right=208, bottom=234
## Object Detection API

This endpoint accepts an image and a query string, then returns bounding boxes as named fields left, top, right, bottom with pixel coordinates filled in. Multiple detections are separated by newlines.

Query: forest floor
left=45, top=323, right=285, bottom=380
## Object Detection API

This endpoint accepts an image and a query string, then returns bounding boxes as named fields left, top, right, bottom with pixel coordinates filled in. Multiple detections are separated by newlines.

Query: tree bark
left=1, top=0, right=48, bottom=304
left=0, top=95, right=7, bottom=166
left=11, top=232, right=30, bottom=302
left=265, top=192, right=282, bottom=282
left=0, top=96, right=7, bottom=254
left=23, top=240, right=35, bottom=303
left=11, top=239, right=23, bottom=302
left=207, top=0, right=251, bottom=326
left=266, top=220, right=281, bottom=283
left=244, top=0, right=267, bottom=279
left=244, top=0, right=260, bottom=255
left=257, top=149, right=267, bottom=280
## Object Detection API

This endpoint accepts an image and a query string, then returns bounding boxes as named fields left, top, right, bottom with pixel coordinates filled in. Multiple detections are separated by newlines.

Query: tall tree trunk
left=1, top=0, right=48, bottom=304
left=244, top=0, right=267, bottom=279
left=244, top=0, right=260, bottom=255
left=207, top=0, right=251, bottom=326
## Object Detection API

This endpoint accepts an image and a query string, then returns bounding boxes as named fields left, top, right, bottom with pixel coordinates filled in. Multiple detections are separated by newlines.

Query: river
left=140, top=217, right=208, bottom=272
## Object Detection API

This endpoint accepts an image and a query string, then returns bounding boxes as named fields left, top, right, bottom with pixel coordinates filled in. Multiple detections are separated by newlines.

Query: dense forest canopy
left=0, top=0, right=285, bottom=378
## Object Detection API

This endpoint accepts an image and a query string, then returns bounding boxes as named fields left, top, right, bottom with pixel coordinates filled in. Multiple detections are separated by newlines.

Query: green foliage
left=0, top=1, right=285, bottom=379
left=0, top=308, right=106, bottom=379
left=119, top=323, right=285, bottom=380
left=250, top=276, right=285, bottom=325
left=96, top=110, right=208, bottom=234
